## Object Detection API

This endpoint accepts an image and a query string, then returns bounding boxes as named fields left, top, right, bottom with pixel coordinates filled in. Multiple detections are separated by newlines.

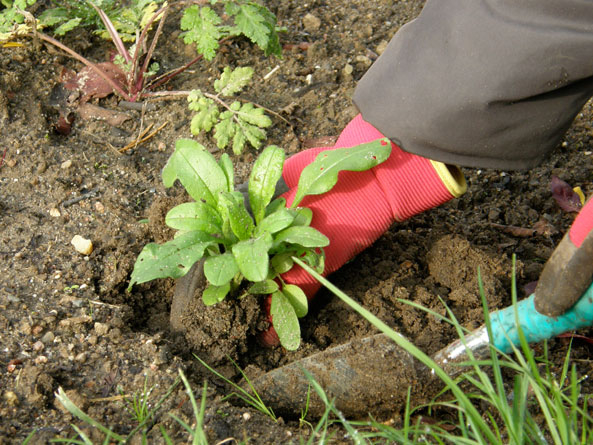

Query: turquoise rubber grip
left=491, top=282, right=593, bottom=353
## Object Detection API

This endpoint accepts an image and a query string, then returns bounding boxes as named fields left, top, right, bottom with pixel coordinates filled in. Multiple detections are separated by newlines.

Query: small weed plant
left=128, top=137, right=392, bottom=350
left=188, top=66, right=272, bottom=154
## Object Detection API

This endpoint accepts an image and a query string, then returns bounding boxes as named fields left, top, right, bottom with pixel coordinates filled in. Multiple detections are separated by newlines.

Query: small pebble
left=242, top=412, right=251, bottom=421
left=71, top=235, right=93, bottom=255
left=354, top=55, right=372, bottom=68
left=35, top=355, right=48, bottom=365
left=60, top=160, right=72, bottom=169
left=49, top=208, right=61, bottom=217
left=36, top=161, right=47, bottom=174
left=5, top=158, right=16, bottom=167
left=4, top=391, right=18, bottom=407
left=302, top=13, right=321, bottom=32
left=33, top=341, right=44, bottom=352
left=94, top=202, right=105, bottom=213
left=94, top=322, right=109, bottom=336
left=41, top=331, right=55, bottom=344
left=376, top=40, right=389, bottom=55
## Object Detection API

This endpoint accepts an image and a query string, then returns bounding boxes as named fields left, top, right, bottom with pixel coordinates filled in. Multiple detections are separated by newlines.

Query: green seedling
left=0, top=0, right=36, bottom=39
left=129, top=137, right=391, bottom=350
left=188, top=66, right=272, bottom=155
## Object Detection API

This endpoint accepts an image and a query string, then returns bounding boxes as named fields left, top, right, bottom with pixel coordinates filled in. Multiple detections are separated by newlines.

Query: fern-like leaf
left=225, top=1, right=281, bottom=57
left=180, top=5, right=222, bottom=60
left=188, top=90, right=220, bottom=134
left=214, top=66, right=254, bottom=96
left=214, top=112, right=235, bottom=150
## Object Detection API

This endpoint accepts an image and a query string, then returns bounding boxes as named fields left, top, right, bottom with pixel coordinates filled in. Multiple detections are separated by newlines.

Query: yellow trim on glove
left=430, top=161, right=467, bottom=198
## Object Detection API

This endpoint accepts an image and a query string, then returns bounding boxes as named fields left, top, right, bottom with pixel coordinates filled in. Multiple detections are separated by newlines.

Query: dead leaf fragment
left=78, top=103, right=131, bottom=127
left=532, top=219, right=558, bottom=236
left=550, top=176, right=583, bottom=213
left=63, top=62, right=127, bottom=104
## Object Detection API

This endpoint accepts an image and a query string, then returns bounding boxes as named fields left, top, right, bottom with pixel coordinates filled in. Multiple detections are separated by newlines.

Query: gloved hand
left=260, top=114, right=467, bottom=346
left=534, top=197, right=593, bottom=317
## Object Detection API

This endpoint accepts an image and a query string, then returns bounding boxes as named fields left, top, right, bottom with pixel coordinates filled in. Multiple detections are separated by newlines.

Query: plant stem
left=89, top=2, right=131, bottom=64
left=130, top=3, right=170, bottom=97
left=37, top=32, right=132, bottom=101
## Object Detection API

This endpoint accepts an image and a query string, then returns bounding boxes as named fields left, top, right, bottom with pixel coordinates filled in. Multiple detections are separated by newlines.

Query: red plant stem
left=38, top=33, right=132, bottom=101
left=145, top=54, right=204, bottom=91
left=134, top=4, right=170, bottom=94
left=90, top=3, right=131, bottom=64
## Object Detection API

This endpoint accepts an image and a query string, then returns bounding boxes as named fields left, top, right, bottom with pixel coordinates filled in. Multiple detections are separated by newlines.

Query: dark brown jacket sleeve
left=353, top=0, right=593, bottom=170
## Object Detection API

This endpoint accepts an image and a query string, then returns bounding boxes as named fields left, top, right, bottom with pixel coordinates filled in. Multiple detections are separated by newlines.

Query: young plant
left=188, top=66, right=272, bottom=155
left=128, top=137, right=392, bottom=350
left=0, top=0, right=36, bottom=40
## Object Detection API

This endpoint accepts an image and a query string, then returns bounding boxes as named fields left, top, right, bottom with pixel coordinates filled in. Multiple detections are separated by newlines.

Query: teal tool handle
left=491, top=282, right=593, bottom=353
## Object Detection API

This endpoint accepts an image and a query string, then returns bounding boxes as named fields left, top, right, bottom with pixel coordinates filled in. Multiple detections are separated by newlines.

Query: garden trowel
left=250, top=229, right=593, bottom=418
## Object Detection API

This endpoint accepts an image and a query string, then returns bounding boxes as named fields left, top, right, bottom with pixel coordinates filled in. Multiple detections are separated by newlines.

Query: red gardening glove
left=534, top=197, right=593, bottom=316
left=569, top=198, right=593, bottom=248
left=260, top=114, right=467, bottom=346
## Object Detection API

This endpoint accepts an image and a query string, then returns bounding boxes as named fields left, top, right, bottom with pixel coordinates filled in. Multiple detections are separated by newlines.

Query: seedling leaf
left=162, top=139, right=228, bottom=207
left=180, top=5, right=222, bottom=60
left=274, top=226, right=329, bottom=248
left=165, top=202, right=222, bottom=234
left=291, top=138, right=392, bottom=208
left=226, top=1, right=281, bottom=57
left=54, top=17, right=83, bottom=35
left=202, top=282, right=231, bottom=306
left=128, top=231, right=216, bottom=289
left=217, top=191, right=254, bottom=240
left=248, top=279, right=279, bottom=294
left=271, top=253, right=293, bottom=274
left=288, top=207, right=313, bottom=226
left=204, top=253, right=239, bottom=286
left=232, top=233, right=273, bottom=282
left=214, top=111, right=235, bottom=150
left=271, top=291, right=300, bottom=350
left=283, top=284, right=308, bottom=317
left=214, top=66, right=254, bottom=96
left=249, top=145, right=285, bottom=224
left=188, top=91, right=220, bottom=134
left=219, top=153, right=234, bottom=192
left=298, top=247, right=325, bottom=274
left=235, top=101, right=272, bottom=127
left=255, top=208, right=295, bottom=236
left=265, top=197, right=287, bottom=217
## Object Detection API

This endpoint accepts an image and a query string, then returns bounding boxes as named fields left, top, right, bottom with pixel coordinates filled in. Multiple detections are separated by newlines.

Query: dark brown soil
left=2, top=0, right=593, bottom=443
